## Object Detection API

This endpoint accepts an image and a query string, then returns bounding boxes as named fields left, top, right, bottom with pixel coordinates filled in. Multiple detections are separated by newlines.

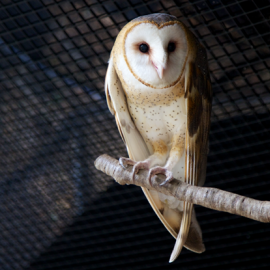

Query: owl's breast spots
left=123, top=78, right=185, bottom=107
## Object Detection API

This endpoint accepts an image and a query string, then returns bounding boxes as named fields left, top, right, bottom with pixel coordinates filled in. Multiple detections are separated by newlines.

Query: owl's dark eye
left=139, top=43, right=149, bottom=53
left=168, top=42, right=176, bottom=52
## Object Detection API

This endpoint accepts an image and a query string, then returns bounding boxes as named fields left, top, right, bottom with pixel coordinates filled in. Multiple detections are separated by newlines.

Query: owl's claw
left=147, top=166, right=174, bottom=186
left=131, top=161, right=150, bottom=182
left=119, top=158, right=150, bottom=183
left=159, top=176, right=174, bottom=186
left=119, top=157, right=136, bottom=169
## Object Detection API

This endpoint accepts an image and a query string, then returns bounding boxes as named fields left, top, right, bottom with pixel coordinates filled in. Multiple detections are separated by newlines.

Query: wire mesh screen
left=0, top=0, right=269, bottom=269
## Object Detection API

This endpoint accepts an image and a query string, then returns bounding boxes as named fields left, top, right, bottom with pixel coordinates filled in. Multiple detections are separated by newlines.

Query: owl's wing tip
left=169, top=238, right=184, bottom=263
left=169, top=256, right=175, bottom=263
left=169, top=249, right=181, bottom=263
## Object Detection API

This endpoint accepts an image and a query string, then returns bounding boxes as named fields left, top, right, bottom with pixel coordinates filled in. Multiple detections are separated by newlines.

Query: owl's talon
left=160, top=176, right=174, bottom=186
left=131, top=161, right=150, bottom=182
left=119, top=159, right=150, bottom=182
left=147, top=166, right=173, bottom=186
left=119, top=157, right=136, bottom=169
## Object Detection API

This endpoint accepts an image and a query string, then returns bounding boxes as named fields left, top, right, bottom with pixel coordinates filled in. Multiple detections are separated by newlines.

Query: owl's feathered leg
left=148, top=124, right=186, bottom=186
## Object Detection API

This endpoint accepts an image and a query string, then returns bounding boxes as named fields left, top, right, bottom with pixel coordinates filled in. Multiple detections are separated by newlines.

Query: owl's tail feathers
left=169, top=203, right=192, bottom=262
left=169, top=206, right=205, bottom=263
left=184, top=208, right=205, bottom=253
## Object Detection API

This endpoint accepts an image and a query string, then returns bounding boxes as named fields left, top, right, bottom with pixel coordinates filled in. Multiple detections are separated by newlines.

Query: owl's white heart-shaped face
left=124, top=21, right=188, bottom=89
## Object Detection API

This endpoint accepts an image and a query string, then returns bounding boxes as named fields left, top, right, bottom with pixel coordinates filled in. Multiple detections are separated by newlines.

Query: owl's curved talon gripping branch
left=95, top=154, right=270, bottom=224
left=119, top=157, right=135, bottom=169
left=148, top=166, right=174, bottom=186
left=119, top=158, right=173, bottom=186
left=119, top=157, right=150, bottom=183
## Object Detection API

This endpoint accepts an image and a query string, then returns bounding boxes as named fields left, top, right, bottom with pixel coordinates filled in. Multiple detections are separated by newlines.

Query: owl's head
left=122, top=14, right=189, bottom=89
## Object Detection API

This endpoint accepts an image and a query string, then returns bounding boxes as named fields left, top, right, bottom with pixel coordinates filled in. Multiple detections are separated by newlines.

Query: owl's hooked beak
left=152, top=52, right=168, bottom=79
left=156, top=64, right=165, bottom=79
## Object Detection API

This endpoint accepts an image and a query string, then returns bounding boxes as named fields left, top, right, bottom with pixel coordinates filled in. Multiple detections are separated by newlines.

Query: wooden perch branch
left=94, top=154, right=270, bottom=223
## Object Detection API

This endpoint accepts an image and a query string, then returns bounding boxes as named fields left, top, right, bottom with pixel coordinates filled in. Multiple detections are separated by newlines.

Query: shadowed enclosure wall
left=0, top=0, right=269, bottom=269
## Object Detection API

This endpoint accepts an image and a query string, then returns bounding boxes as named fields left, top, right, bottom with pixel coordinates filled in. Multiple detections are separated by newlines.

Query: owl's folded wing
left=105, top=56, right=149, bottom=160
left=169, top=45, right=212, bottom=261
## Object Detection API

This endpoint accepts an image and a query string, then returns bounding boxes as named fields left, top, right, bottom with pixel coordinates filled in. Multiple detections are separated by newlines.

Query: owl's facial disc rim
left=123, top=20, right=189, bottom=89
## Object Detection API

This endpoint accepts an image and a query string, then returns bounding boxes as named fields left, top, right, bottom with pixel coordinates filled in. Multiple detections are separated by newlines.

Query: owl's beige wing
left=105, top=56, right=186, bottom=242
left=105, top=56, right=149, bottom=160
left=170, top=46, right=212, bottom=261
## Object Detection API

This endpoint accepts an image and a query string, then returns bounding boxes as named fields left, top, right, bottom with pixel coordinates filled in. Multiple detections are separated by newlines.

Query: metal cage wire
left=0, top=0, right=269, bottom=269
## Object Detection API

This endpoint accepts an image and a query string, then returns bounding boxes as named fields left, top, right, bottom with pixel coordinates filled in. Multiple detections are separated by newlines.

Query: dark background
left=0, top=0, right=270, bottom=269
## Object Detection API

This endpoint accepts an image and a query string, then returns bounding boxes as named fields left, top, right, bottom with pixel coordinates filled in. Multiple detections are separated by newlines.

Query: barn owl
left=105, top=13, right=212, bottom=262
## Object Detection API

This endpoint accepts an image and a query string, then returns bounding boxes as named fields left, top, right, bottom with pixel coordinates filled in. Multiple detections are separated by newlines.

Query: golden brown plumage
left=105, top=13, right=212, bottom=262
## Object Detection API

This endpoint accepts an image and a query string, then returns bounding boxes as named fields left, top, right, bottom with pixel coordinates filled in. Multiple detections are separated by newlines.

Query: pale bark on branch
left=94, top=154, right=270, bottom=223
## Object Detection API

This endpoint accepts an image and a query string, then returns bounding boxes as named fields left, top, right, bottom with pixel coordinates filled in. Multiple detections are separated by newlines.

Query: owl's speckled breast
left=122, top=78, right=185, bottom=107
left=122, top=81, right=186, bottom=154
